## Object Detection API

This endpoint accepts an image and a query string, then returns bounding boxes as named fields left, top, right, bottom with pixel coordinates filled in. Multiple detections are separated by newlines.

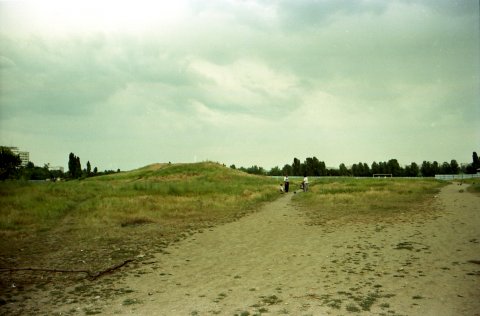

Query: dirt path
left=86, top=183, right=479, bottom=316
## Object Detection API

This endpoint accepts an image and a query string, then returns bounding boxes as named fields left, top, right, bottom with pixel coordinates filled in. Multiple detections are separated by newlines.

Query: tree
left=292, top=158, right=301, bottom=176
left=421, top=161, right=433, bottom=177
left=404, top=162, right=419, bottom=177
left=245, top=165, right=266, bottom=175
left=440, top=161, right=452, bottom=174
left=474, top=152, right=480, bottom=169
left=352, top=162, right=371, bottom=177
left=282, top=164, right=292, bottom=176
left=450, top=160, right=459, bottom=174
left=0, top=147, right=21, bottom=180
left=86, top=161, right=91, bottom=175
left=339, top=163, right=349, bottom=176
left=466, top=152, right=480, bottom=174
left=68, top=153, right=82, bottom=179
left=351, top=163, right=360, bottom=176
left=303, top=157, right=325, bottom=176
left=387, top=159, right=402, bottom=176
left=68, top=153, right=75, bottom=178
left=268, top=166, right=282, bottom=176
left=432, top=161, right=440, bottom=175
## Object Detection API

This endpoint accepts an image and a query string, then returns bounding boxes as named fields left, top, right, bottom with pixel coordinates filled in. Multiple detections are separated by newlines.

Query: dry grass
left=293, top=178, right=445, bottom=225
left=0, top=162, right=277, bottom=231
left=463, top=178, right=480, bottom=196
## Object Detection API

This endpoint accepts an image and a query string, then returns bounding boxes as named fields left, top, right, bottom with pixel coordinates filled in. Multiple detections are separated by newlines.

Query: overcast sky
left=0, top=0, right=479, bottom=171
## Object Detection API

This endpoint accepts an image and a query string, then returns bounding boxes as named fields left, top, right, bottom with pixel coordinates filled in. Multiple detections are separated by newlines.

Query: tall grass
left=0, top=162, right=279, bottom=232
left=293, top=178, right=446, bottom=225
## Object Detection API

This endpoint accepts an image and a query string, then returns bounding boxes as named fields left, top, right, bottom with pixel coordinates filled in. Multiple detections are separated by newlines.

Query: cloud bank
left=1, top=0, right=478, bottom=170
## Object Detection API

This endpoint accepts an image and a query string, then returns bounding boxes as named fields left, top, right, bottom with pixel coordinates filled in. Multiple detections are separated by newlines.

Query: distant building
left=8, top=146, right=29, bottom=167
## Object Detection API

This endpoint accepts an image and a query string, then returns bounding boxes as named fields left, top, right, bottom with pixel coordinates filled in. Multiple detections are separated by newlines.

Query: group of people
left=279, top=174, right=308, bottom=193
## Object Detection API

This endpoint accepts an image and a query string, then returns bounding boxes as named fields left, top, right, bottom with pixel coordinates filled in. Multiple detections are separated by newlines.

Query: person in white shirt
left=303, top=174, right=309, bottom=192
left=283, top=174, right=289, bottom=193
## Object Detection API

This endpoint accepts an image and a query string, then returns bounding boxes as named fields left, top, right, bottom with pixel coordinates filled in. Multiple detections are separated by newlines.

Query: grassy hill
left=0, top=162, right=279, bottom=230
left=0, top=162, right=279, bottom=284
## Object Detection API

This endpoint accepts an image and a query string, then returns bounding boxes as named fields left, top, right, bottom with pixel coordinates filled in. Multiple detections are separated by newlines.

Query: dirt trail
left=91, top=183, right=479, bottom=316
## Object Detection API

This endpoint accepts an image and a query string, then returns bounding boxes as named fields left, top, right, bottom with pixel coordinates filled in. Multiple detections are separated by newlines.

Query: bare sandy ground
left=4, top=183, right=477, bottom=315
left=87, top=183, right=479, bottom=316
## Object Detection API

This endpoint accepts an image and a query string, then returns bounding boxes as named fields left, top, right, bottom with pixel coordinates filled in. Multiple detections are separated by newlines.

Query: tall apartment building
left=8, top=147, right=30, bottom=167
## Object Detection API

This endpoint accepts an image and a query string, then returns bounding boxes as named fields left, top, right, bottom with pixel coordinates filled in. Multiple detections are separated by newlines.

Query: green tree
left=30, top=164, right=52, bottom=180
left=404, top=162, right=419, bottom=177
left=304, top=157, right=325, bottom=176
left=387, top=159, right=402, bottom=176
left=351, top=163, right=360, bottom=176
left=0, top=147, right=21, bottom=180
left=68, top=153, right=82, bottom=179
left=352, top=162, right=371, bottom=177
left=282, top=164, right=292, bottom=176
left=268, top=166, right=282, bottom=176
left=421, top=161, right=433, bottom=177
left=450, top=160, right=459, bottom=174
left=339, top=163, right=349, bottom=176
left=86, top=161, right=92, bottom=176
left=292, top=158, right=301, bottom=176
left=440, top=161, right=452, bottom=174
left=245, top=165, right=266, bottom=175
left=432, top=161, right=440, bottom=175
left=474, top=152, right=480, bottom=168
left=466, top=152, right=480, bottom=174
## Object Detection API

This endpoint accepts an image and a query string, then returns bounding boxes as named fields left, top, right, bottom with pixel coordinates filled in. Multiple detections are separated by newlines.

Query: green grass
left=0, top=162, right=278, bottom=232
left=293, top=178, right=445, bottom=225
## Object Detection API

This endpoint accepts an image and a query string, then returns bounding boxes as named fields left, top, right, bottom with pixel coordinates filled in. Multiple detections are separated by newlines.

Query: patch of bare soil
left=1, top=183, right=479, bottom=316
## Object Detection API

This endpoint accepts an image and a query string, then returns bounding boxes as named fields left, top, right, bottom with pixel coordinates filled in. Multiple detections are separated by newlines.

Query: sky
left=0, top=0, right=479, bottom=171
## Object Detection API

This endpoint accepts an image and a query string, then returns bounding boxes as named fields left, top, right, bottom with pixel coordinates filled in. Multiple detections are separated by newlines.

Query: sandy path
left=97, top=183, right=479, bottom=316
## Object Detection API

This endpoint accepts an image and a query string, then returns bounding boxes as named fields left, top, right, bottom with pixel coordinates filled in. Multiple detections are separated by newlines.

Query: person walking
left=283, top=174, right=289, bottom=193
left=303, top=174, right=309, bottom=192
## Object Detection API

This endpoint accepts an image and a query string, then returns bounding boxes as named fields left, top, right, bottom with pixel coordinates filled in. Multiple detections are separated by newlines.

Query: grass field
left=293, top=177, right=446, bottom=225
left=0, top=162, right=279, bottom=232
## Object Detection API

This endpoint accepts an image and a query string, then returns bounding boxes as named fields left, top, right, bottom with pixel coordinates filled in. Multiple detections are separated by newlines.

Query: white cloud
left=187, top=57, right=300, bottom=115
left=1, top=1, right=191, bottom=35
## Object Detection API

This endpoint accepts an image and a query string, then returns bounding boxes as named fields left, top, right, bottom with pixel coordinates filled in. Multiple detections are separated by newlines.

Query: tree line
left=233, top=152, right=480, bottom=177
left=0, top=147, right=120, bottom=181
left=1, top=146, right=479, bottom=180
left=67, top=152, right=120, bottom=179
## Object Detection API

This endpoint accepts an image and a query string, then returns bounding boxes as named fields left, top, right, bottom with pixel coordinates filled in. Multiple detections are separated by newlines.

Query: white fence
left=435, top=174, right=480, bottom=181
left=271, top=175, right=480, bottom=181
